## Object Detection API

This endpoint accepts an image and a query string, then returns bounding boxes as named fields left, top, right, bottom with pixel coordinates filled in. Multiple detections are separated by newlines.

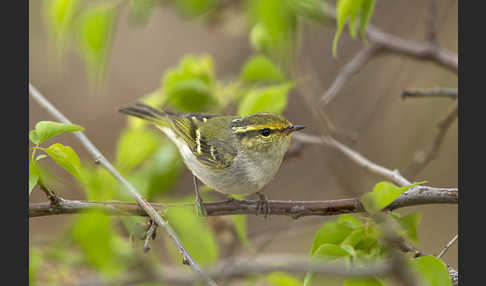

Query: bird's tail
left=119, top=103, right=173, bottom=127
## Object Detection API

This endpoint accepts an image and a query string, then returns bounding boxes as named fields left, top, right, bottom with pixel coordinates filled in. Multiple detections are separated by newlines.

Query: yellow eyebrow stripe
left=231, top=123, right=289, bottom=133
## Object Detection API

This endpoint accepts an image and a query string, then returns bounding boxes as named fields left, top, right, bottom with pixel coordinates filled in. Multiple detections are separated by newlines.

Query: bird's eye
left=259, top=128, right=271, bottom=137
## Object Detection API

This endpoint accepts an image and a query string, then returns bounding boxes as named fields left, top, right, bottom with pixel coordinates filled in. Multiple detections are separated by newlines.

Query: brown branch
left=29, top=186, right=457, bottom=219
left=401, top=87, right=458, bottom=100
left=405, top=100, right=458, bottom=178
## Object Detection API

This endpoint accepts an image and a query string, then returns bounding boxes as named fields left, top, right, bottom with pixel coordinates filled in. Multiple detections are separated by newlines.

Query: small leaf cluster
left=304, top=181, right=452, bottom=286
left=29, top=121, right=84, bottom=194
left=43, top=0, right=119, bottom=83
left=333, top=0, right=376, bottom=57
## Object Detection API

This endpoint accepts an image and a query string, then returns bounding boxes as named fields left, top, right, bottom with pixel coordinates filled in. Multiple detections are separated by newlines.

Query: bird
left=119, top=103, right=304, bottom=216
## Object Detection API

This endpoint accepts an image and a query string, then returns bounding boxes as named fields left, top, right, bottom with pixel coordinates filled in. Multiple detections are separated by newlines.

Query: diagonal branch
left=436, top=234, right=458, bottom=259
left=29, top=186, right=457, bottom=219
left=320, top=43, right=382, bottom=106
left=29, top=84, right=217, bottom=286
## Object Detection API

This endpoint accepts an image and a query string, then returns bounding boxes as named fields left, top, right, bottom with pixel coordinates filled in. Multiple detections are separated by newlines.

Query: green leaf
left=238, top=83, right=293, bottom=116
left=266, top=272, right=302, bottom=286
left=164, top=206, right=219, bottom=265
left=36, top=154, right=48, bottom=161
left=313, top=244, right=352, bottom=260
left=29, top=131, right=40, bottom=145
left=361, top=181, right=425, bottom=214
left=340, top=244, right=356, bottom=256
left=240, top=55, right=285, bottom=83
left=333, top=0, right=360, bottom=57
left=168, top=79, right=214, bottom=112
left=232, top=215, right=250, bottom=248
left=332, top=0, right=377, bottom=57
left=128, top=142, right=184, bottom=199
left=305, top=244, right=351, bottom=286
left=172, top=0, right=216, bottom=18
left=44, top=143, right=84, bottom=181
left=288, top=0, right=328, bottom=22
left=29, top=121, right=84, bottom=145
left=411, top=256, right=452, bottom=286
left=398, top=212, right=421, bottom=244
left=77, top=2, right=118, bottom=80
left=343, top=278, right=385, bottom=286
left=341, top=228, right=364, bottom=248
left=29, top=159, right=40, bottom=195
left=163, top=55, right=217, bottom=112
left=338, top=214, right=364, bottom=228
left=310, top=221, right=354, bottom=255
left=359, top=0, right=375, bottom=42
left=247, top=0, right=296, bottom=60
left=29, top=248, right=43, bottom=286
left=115, top=128, right=161, bottom=173
left=81, top=166, right=117, bottom=201
left=250, top=22, right=272, bottom=52
left=346, top=1, right=363, bottom=39
left=44, top=0, right=80, bottom=37
left=73, top=212, right=124, bottom=276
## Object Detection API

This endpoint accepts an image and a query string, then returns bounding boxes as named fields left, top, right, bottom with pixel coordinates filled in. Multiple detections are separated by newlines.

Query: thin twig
left=143, top=220, right=157, bottom=253
left=405, top=100, right=458, bottom=178
left=294, top=133, right=412, bottom=186
left=320, top=43, right=382, bottom=106
left=29, top=186, right=457, bottom=218
left=436, top=234, right=458, bottom=259
left=29, top=84, right=217, bottom=286
left=401, top=87, right=458, bottom=100
left=38, top=181, right=62, bottom=209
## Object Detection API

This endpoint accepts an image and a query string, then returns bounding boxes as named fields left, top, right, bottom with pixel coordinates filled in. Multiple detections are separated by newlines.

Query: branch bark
left=29, top=186, right=457, bottom=219
left=29, top=84, right=217, bottom=286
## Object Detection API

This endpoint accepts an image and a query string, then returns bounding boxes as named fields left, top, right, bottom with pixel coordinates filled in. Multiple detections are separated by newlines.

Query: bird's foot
left=195, top=195, right=208, bottom=217
left=256, top=192, right=271, bottom=218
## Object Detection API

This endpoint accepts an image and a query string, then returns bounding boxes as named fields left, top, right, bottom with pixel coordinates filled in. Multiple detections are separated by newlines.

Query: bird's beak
left=283, top=125, right=305, bottom=134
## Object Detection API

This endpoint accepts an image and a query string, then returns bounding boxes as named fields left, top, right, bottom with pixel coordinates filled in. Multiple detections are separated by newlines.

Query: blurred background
left=29, top=0, right=457, bottom=285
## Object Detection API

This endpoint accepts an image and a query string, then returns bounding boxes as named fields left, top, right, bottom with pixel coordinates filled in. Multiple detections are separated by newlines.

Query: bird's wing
left=170, top=115, right=237, bottom=169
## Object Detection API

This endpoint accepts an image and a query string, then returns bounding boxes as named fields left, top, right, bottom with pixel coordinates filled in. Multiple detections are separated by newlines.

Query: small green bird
left=119, top=103, right=304, bottom=215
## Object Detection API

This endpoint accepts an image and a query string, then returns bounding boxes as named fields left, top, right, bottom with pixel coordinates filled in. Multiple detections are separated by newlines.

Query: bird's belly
left=184, top=154, right=268, bottom=195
